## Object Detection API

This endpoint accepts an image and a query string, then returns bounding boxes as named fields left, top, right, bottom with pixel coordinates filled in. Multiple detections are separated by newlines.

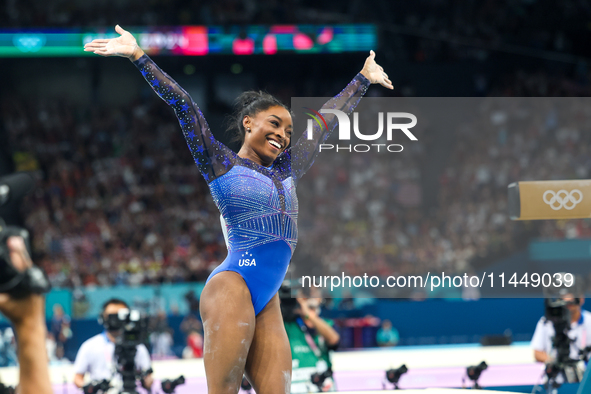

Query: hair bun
left=227, top=90, right=291, bottom=147
left=236, top=91, right=263, bottom=109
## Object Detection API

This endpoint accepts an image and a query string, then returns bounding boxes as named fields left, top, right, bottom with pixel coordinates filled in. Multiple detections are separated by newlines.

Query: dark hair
left=227, top=90, right=292, bottom=147
left=101, top=298, right=129, bottom=315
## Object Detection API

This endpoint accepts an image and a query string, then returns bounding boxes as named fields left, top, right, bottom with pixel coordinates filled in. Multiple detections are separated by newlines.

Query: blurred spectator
left=150, top=328, right=174, bottom=358
left=46, top=332, right=57, bottom=363
left=47, top=332, right=72, bottom=366
left=376, top=319, right=399, bottom=347
left=183, top=329, right=204, bottom=359
left=180, top=314, right=203, bottom=358
left=50, top=304, right=72, bottom=358
left=0, top=328, right=17, bottom=367
left=338, top=292, right=356, bottom=311
left=51, top=344, right=72, bottom=366
left=150, top=310, right=175, bottom=358
left=184, top=291, right=200, bottom=316
left=180, top=314, right=202, bottom=336
left=72, top=290, right=90, bottom=318
left=285, top=296, right=339, bottom=393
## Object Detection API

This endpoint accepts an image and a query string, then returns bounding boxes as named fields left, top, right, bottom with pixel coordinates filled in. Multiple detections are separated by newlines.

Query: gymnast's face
left=241, top=106, right=292, bottom=166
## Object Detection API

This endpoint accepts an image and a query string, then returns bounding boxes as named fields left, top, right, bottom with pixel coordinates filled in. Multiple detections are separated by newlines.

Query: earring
left=246, top=127, right=251, bottom=132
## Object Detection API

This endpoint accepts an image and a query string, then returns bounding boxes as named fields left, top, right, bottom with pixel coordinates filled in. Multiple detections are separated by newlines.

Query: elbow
left=331, top=332, right=340, bottom=345
left=327, top=331, right=340, bottom=348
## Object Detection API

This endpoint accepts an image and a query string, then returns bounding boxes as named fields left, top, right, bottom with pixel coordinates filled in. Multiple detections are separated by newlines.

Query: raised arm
left=0, top=237, right=52, bottom=394
left=84, top=25, right=236, bottom=183
left=289, top=50, right=392, bottom=181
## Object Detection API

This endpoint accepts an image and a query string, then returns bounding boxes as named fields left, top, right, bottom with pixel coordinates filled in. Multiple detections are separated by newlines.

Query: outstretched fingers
left=93, top=50, right=112, bottom=57
left=87, top=39, right=110, bottom=44
left=84, top=41, right=108, bottom=51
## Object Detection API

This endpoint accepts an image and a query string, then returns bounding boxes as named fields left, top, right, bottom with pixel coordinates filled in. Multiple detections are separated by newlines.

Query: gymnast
left=84, top=25, right=392, bottom=394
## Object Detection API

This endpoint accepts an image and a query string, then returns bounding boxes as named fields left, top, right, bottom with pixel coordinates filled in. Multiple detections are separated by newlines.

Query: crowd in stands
left=436, top=97, right=591, bottom=278
left=3, top=0, right=591, bottom=366
left=293, top=94, right=591, bottom=287
left=1, top=0, right=590, bottom=291
left=2, top=94, right=225, bottom=288
left=2, top=69, right=591, bottom=291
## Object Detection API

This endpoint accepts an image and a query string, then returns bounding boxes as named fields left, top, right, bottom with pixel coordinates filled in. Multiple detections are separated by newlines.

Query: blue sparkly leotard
left=134, top=55, right=370, bottom=315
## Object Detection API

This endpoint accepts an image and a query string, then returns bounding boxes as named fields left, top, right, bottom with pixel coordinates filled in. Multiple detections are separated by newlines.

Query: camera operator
left=73, top=299, right=153, bottom=392
left=0, top=236, right=52, bottom=394
left=530, top=274, right=591, bottom=386
left=281, top=285, right=340, bottom=393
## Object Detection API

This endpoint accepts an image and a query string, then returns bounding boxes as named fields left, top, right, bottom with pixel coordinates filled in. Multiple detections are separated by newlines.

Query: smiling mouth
left=267, top=139, right=282, bottom=150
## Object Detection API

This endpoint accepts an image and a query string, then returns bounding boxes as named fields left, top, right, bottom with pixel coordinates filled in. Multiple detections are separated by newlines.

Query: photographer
left=0, top=236, right=52, bottom=394
left=282, top=286, right=340, bottom=393
left=73, top=298, right=153, bottom=392
left=530, top=274, right=591, bottom=386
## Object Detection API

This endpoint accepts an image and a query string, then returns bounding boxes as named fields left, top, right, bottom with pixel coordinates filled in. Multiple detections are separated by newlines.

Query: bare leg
left=200, top=271, right=256, bottom=394
left=244, top=294, right=292, bottom=394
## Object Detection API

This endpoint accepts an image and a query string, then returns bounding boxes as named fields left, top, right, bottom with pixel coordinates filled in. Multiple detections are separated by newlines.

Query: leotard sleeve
left=281, top=73, right=370, bottom=183
left=133, top=54, right=236, bottom=183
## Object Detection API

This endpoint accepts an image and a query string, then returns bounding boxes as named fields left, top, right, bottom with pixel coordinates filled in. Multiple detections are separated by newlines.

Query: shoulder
left=77, top=333, right=107, bottom=358
left=273, top=149, right=292, bottom=169
left=582, top=310, right=591, bottom=327
left=533, top=316, right=551, bottom=333
left=81, top=333, right=106, bottom=348
left=536, top=316, right=549, bottom=326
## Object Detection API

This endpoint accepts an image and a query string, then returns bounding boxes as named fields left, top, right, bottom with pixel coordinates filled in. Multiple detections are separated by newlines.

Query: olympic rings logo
left=543, top=189, right=583, bottom=210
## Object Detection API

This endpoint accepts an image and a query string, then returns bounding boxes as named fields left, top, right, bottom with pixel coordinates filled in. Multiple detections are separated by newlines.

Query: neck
left=572, top=310, right=581, bottom=324
left=106, top=331, right=116, bottom=343
left=237, top=147, right=271, bottom=167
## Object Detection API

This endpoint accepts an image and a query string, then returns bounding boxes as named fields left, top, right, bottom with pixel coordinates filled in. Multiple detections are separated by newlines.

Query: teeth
left=268, top=140, right=281, bottom=149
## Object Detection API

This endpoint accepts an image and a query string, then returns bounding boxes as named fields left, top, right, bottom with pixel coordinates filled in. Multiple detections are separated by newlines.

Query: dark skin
left=239, top=108, right=293, bottom=167
left=198, top=109, right=294, bottom=394
left=85, top=25, right=393, bottom=394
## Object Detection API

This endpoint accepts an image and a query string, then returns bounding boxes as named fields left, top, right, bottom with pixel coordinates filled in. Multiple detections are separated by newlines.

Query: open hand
left=360, top=50, right=393, bottom=90
left=84, top=25, right=140, bottom=59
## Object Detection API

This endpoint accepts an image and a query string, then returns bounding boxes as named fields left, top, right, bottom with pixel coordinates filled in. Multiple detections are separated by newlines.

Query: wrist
left=359, top=69, right=371, bottom=82
left=130, top=44, right=144, bottom=61
left=14, top=315, right=46, bottom=339
left=8, top=295, right=45, bottom=330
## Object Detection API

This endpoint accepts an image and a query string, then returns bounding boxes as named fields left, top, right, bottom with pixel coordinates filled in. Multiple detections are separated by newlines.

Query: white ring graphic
left=543, top=189, right=583, bottom=210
